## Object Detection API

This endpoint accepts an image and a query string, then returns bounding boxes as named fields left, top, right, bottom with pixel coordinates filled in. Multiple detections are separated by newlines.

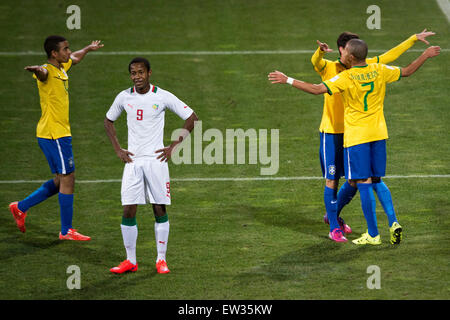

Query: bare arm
left=401, top=46, right=440, bottom=77
left=71, top=40, right=104, bottom=65
left=104, top=117, right=134, bottom=163
left=24, top=65, right=48, bottom=82
left=155, top=112, right=199, bottom=162
left=268, top=70, right=328, bottom=95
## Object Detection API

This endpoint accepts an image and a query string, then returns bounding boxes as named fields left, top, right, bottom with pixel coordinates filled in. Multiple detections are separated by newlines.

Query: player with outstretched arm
left=311, top=29, right=435, bottom=243
left=9, top=36, right=103, bottom=240
left=268, top=40, right=440, bottom=245
left=105, top=57, right=198, bottom=273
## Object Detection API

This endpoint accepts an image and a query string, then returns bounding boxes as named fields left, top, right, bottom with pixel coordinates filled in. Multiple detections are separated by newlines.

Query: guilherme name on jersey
left=350, top=70, right=379, bottom=81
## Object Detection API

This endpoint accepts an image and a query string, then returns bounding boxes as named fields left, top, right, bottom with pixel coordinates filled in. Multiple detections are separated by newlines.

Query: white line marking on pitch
left=1, top=175, right=449, bottom=184
left=0, top=49, right=448, bottom=56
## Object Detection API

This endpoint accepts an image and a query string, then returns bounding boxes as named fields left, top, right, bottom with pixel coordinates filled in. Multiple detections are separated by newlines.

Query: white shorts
left=121, top=158, right=171, bottom=205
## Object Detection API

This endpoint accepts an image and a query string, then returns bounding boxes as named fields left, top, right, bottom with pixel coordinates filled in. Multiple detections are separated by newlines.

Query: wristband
left=286, top=77, right=294, bottom=85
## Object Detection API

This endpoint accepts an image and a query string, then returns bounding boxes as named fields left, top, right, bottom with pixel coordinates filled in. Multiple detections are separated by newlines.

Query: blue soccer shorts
left=37, top=136, right=75, bottom=175
left=319, top=132, right=345, bottom=180
left=344, top=139, right=386, bottom=180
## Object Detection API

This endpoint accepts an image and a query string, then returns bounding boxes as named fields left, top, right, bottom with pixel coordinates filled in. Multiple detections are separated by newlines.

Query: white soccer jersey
left=106, top=84, right=194, bottom=159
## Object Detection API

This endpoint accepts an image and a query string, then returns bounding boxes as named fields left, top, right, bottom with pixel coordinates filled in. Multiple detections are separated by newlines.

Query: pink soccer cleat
left=329, top=228, right=348, bottom=243
left=324, top=213, right=352, bottom=234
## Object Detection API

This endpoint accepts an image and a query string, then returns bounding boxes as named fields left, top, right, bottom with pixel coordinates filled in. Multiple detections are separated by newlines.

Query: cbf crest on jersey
left=152, top=104, right=159, bottom=110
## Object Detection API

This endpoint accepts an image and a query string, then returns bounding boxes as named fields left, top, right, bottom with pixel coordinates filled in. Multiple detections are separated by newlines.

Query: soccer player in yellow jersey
left=9, top=35, right=103, bottom=240
left=268, top=40, right=440, bottom=245
left=312, top=30, right=435, bottom=243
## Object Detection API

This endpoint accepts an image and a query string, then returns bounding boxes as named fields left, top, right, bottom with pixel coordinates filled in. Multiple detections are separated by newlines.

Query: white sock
left=155, top=221, right=169, bottom=262
left=121, top=224, right=138, bottom=265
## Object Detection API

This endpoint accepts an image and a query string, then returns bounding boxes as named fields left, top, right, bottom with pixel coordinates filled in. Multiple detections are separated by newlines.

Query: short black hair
left=337, top=32, right=359, bottom=49
left=128, top=57, right=151, bottom=73
left=346, top=39, right=368, bottom=61
left=44, top=35, right=67, bottom=58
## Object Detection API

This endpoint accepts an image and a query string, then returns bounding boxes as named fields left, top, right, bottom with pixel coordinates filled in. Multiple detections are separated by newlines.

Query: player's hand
left=24, top=65, right=48, bottom=81
left=24, top=65, right=45, bottom=73
left=116, top=148, right=134, bottom=163
left=424, top=46, right=440, bottom=58
left=316, top=40, right=333, bottom=52
left=156, top=140, right=181, bottom=162
left=268, top=70, right=288, bottom=84
left=87, top=40, right=104, bottom=51
left=416, top=29, right=435, bottom=45
left=155, top=144, right=176, bottom=162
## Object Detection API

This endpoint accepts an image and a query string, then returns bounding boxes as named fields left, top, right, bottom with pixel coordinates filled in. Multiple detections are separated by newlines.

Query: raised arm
left=24, top=65, right=48, bottom=82
left=268, top=70, right=328, bottom=95
left=401, top=46, right=440, bottom=77
left=155, top=112, right=199, bottom=162
left=311, top=40, right=332, bottom=73
left=374, top=29, right=435, bottom=64
left=71, top=40, right=104, bottom=65
left=104, top=117, right=134, bottom=163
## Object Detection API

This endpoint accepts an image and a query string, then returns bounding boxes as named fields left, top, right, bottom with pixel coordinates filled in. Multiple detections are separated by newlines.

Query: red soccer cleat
left=110, top=260, right=138, bottom=274
left=9, top=202, right=27, bottom=233
left=156, top=259, right=170, bottom=274
left=59, top=228, right=91, bottom=241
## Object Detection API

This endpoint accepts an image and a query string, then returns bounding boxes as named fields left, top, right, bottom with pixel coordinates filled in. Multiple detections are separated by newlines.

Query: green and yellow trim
left=322, top=81, right=332, bottom=95
left=351, top=64, right=368, bottom=69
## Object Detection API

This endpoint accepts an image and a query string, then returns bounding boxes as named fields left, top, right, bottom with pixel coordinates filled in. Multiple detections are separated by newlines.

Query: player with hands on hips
left=105, top=57, right=198, bottom=274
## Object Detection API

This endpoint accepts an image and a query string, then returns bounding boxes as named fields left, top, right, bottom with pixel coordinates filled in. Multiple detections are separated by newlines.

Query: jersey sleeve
left=366, top=56, right=379, bottom=64
left=106, top=92, right=125, bottom=121
left=381, top=64, right=402, bottom=84
left=163, top=91, right=194, bottom=120
left=311, top=47, right=329, bottom=75
left=322, top=73, right=349, bottom=95
left=377, top=35, right=417, bottom=65
left=366, top=35, right=417, bottom=65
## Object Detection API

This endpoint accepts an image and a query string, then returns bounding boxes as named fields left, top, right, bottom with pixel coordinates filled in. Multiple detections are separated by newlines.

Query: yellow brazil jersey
left=311, top=34, right=417, bottom=134
left=311, top=53, right=347, bottom=133
left=33, top=59, right=73, bottom=139
left=322, top=63, right=401, bottom=148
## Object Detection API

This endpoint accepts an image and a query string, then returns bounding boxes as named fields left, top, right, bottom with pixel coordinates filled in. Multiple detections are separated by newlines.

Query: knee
left=325, top=179, right=339, bottom=190
left=152, top=204, right=166, bottom=217
left=58, top=172, right=75, bottom=183
left=123, top=205, right=137, bottom=218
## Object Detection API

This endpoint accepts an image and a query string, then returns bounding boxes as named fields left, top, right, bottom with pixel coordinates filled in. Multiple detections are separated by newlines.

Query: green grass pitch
left=0, top=0, right=449, bottom=300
